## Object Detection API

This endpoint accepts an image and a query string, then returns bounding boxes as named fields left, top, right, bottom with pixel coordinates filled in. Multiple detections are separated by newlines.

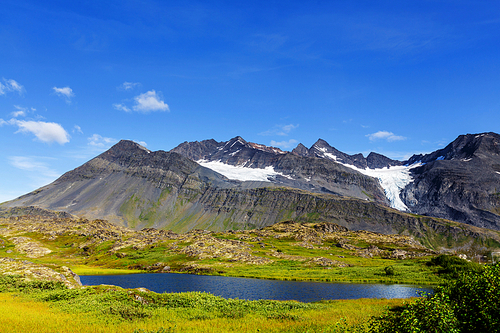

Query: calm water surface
left=80, top=273, right=432, bottom=302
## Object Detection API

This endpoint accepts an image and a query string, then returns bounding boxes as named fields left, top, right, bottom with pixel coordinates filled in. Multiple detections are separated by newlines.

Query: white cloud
left=133, top=90, right=169, bottom=112
left=0, top=78, right=25, bottom=95
left=9, top=156, right=60, bottom=178
left=11, top=110, right=25, bottom=117
left=119, top=82, right=141, bottom=90
left=366, top=131, right=406, bottom=142
left=11, top=105, right=27, bottom=117
left=53, top=86, right=74, bottom=102
left=113, top=103, right=131, bottom=112
left=260, top=124, right=299, bottom=136
left=8, top=156, right=61, bottom=189
left=270, top=139, right=298, bottom=149
left=73, top=125, right=83, bottom=134
left=88, top=134, right=117, bottom=148
left=12, top=119, right=70, bottom=144
left=135, top=140, right=148, bottom=147
left=0, top=118, right=7, bottom=126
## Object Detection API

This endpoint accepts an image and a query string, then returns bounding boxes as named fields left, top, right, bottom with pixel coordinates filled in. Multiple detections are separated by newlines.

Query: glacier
left=197, top=160, right=281, bottom=182
left=339, top=163, right=421, bottom=211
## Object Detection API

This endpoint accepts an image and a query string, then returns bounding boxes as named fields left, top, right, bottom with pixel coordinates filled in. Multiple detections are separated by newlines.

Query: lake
left=80, top=273, right=432, bottom=302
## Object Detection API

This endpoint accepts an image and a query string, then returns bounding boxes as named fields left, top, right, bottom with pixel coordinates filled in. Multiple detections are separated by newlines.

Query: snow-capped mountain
left=2, top=132, right=500, bottom=232
left=173, top=133, right=500, bottom=229
left=172, top=136, right=388, bottom=203
left=172, top=136, right=417, bottom=211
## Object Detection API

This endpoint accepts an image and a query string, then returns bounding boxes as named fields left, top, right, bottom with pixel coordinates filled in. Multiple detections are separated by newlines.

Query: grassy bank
left=0, top=275, right=407, bottom=333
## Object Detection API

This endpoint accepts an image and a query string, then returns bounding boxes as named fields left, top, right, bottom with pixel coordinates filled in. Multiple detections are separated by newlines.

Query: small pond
left=80, top=273, right=432, bottom=303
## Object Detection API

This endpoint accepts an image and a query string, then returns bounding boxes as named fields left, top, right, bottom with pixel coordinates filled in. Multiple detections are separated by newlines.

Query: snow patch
left=496, top=172, right=500, bottom=175
left=198, top=160, right=282, bottom=182
left=340, top=163, right=422, bottom=212
left=229, top=149, right=241, bottom=156
left=135, top=143, right=151, bottom=153
left=323, top=152, right=338, bottom=161
left=436, top=156, right=445, bottom=161
left=462, top=158, right=472, bottom=162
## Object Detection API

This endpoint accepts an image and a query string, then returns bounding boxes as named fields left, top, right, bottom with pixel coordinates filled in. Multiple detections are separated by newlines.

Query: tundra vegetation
left=0, top=213, right=497, bottom=332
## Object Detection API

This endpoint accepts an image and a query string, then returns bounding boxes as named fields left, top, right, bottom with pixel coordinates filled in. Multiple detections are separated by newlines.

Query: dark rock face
left=402, top=133, right=500, bottom=229
left=366, top=152, right=402, bottom=169
left=291, top=139, right=402, bottom=169
left=171, top=136, right=388, bottom=203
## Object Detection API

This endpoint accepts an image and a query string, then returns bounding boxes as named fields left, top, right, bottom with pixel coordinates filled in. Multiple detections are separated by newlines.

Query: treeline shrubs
left=370, top=258, right=500, bottom=333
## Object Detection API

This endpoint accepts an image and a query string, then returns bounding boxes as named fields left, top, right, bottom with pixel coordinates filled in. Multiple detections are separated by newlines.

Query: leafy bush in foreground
left=370, top=264, right=500, bottom=333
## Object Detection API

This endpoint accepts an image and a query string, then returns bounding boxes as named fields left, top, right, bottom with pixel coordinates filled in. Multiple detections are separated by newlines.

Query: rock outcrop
left=402, top=132, right=500, bottom=229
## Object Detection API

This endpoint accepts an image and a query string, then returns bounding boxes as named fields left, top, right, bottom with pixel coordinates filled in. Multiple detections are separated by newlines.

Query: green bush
left=0, top=275, right=66, bottom=293
left=428, top=254, right=482, bottom=278
left=370, top=264, right=500, bottom=333
left=384, top=266, right=394, bottom=276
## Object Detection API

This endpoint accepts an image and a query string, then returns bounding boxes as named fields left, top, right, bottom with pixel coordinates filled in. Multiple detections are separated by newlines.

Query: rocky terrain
left=1, top=132, right=500, bottom=235
left=402, top=132, right=500, bottom=230
left=0, top=257, right=81, bottom=289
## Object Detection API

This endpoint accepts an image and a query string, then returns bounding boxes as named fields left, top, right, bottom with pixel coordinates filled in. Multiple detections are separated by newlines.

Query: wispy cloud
left=9, top=156, right=60, bottom=178
left=11, top=105, right=28, bottom=118
left=119, top=82, right=141, bottom=91
left=8, top=156, right=61, bottom=189
left=366, top=131, right=406, bottom=142
left=270, top=139, right=298, bottom=149
left=88, top=134, right=117, bottom=148
left=259, top=124, right=299, bottom=136
left=113, top=103, right=131, bottom=112
left=73, top=125, right=83, bottom=134
left=52, top=86, right=74, bottom=103
left=0, top=78, right=25, bottom=95
left=133, top=90, right=169, bottom=113
left=11, top=119, right=70, bottom=144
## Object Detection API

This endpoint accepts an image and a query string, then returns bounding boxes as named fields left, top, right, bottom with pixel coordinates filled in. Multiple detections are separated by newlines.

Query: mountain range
left=2, top=132, right=500, bottom=248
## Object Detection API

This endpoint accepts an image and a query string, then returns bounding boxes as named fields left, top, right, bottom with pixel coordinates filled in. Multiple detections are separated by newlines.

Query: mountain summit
left=2, top=133, right=500, bottom=232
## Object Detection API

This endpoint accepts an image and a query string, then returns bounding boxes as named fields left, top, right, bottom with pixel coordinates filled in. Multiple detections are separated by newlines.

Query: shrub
left=384, top=266, right=394, bottom=276
left=370, top=264, right=500, bottom=333
left=428, top=254, right=482, bottom=278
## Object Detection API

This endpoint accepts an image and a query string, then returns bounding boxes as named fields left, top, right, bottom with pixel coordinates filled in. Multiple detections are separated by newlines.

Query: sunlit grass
left=0, top=290, right=408, bottom=333
left=71, top=265, right=144, bottom=275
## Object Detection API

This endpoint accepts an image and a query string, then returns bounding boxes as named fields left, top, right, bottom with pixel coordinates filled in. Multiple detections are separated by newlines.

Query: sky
left=1, top=0, right=500, bottom=202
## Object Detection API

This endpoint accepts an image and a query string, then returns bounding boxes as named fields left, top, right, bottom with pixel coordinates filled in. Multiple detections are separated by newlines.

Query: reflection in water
left=80, top=273, right=432, bottom=302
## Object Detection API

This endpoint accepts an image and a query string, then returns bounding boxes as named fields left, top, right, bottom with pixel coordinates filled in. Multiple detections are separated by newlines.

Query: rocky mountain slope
left=402, top=132, right=500, bottom=230
left=172, top=136, right=388, bottom=202
left=173, top=133, right=500, bottom=230
left=2, top=132, right=500, bottom=235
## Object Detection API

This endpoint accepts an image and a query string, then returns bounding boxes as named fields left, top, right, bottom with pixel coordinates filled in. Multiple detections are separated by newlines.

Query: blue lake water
left=80, top=273, right=432, bottom=302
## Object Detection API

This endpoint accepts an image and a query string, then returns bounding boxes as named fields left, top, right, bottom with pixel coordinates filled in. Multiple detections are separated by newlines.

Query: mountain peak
left=104, top=140, right=151, bottom=157
left=292, top=143, right=309, bottom=157
left=406, top=132, right=500, bottom=164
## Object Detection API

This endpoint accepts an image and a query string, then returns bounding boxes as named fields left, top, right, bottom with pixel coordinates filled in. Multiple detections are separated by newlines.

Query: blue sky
left=1, top=0, right=500, bottom=202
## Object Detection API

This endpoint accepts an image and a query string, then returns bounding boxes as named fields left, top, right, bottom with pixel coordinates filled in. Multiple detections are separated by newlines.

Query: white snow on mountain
left=199, top=156, right=420, bottom=212
left=340, top=163, right=421, bottom=211
left=197, top=160, right=281, bottom=182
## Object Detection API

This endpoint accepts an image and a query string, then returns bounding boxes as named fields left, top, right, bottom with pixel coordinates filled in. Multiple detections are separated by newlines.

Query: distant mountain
left=171, top=136, right=388, bottom=203
left=2, top=132, right=500, bottom=235
left=291, top=138, right=402, bottom=169
left=402, top=132, right=500, bottom=230
left=172, top=133, right=500, bottom=229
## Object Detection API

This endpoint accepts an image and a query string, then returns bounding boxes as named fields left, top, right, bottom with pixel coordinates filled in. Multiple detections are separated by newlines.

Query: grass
left=0, top=274, right=410, bottom=333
